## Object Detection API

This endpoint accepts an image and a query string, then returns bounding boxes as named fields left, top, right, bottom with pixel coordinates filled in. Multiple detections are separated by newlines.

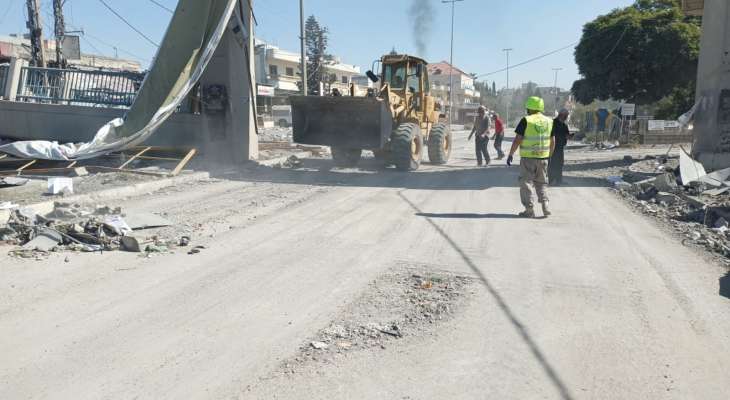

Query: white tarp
left=679, top=146, right=707, bottom=185
left=0, top=0, right=238, bottom=160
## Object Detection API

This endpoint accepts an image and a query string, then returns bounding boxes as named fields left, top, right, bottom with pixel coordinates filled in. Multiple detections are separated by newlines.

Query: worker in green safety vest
left=506, top=96, right=555, bottom=218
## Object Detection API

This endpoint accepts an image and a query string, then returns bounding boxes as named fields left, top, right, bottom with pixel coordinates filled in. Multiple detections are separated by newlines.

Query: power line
left=97, top=0, right=159, bottom=48
left=146, top=0, right=173, bottom=14
left=475, top=43, right=577, bottom=78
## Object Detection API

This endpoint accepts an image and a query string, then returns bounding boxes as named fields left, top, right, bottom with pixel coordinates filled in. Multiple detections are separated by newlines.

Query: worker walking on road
left=492, top=113, right=505, bottom=160
left=468, top=105, right=491, bottom=167
left=506, top=96, right=555, bottom=218
left=549, top=108, right=571, bottom=186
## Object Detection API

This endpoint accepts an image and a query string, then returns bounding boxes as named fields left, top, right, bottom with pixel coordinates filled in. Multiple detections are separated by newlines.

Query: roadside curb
left=255, top=151, right=313, bottom=167
left=3, top=171, right=210, bottom=218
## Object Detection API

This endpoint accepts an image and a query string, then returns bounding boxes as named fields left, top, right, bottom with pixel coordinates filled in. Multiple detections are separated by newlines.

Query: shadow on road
left=217, top=157, right=609, bottom=191
left=400, top=191, right=575, bottom=400
left=720, top=271, right=730, bottom=300
left=416, top=212, right=523, bottom=219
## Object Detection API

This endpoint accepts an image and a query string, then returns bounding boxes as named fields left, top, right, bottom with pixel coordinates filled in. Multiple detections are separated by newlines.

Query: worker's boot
left=542, top=202, right=552, bottom=217
left=518, top=208, right=535, bottom=218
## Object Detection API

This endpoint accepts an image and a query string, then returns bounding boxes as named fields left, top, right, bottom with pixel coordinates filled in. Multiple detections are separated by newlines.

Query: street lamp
left=502, top=48, right=513, bottom=127
left=442, top=0, right=464, bottom=126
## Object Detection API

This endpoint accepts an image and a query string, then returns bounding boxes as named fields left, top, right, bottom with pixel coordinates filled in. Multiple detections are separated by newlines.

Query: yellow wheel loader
left=290, top=54, right=452, bottom=171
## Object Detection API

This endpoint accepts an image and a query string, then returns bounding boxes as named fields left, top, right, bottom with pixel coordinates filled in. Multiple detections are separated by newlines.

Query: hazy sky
left=0, top=0, right=635, bottom=89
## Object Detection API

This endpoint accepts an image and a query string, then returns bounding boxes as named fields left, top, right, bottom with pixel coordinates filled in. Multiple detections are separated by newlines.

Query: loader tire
left=427, top=123, right=452, bottom=164
left=391, top=123, right=423, bottom=171
left=331, top=147, right=362, bottom=167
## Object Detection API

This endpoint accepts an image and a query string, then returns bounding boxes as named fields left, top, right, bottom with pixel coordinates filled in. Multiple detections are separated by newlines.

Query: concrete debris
left=120, top=236, right=143, bottom=252
left=655, top=192, right=680, bottom=206
left=310, top=341, right=329, bottom=350
left=0, top=201, right=19, bottom=210
left=104, top=215, right=133, bottom=236
left=653, top=173, right=679, bottom=193
left=0, top=177, right=29, bottom=188
left=22, top=228, right=63, bottom=251
left=2, top=202, right=181, bottom=258
left=124, top=212, right=173, bottom=230
left=281, top=268, right=474, bottom=375
left=47, top=177, right=74, bottom=195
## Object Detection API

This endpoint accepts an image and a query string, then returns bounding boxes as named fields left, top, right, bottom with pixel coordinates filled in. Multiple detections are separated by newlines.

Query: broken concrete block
left=310, top=341, right=329, bottom=350
left=120, top=236, right=142, bottom=252
left=47, top=177, right=73, bottom=195
left=23, top=229, right=63, bottom=251
left=653, top=173, right=679, bottom=192
left=655, top=192, right=680, bottom=206
left=715, top=217, right=729, bottom=229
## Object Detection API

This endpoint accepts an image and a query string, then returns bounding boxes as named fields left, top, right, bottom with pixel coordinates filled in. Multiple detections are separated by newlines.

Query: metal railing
left=0, top=64, right=9, bottom=98
left=16, top=66, right=144, bottom=108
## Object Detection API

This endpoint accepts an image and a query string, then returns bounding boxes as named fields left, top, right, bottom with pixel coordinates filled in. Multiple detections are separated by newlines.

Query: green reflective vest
left=520, top=113, right=553, bottom=159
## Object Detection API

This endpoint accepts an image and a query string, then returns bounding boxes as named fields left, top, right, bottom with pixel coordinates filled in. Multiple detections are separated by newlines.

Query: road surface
left=1, top=131, right=729, bottom=399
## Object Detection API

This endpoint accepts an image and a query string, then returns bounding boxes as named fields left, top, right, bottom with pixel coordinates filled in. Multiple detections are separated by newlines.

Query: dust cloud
left=409, top=0, right=434, bottom=57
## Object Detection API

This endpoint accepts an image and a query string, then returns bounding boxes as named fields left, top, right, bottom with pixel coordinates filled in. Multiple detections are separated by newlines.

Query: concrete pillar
left=199, top=2, right=258, bottom=164
left=4, top=58, right=28, bottom=101
left=693, top=0, right=730, bottom=169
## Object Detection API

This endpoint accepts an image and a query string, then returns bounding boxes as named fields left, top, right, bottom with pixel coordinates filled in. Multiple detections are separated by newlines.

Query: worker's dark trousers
left=493, top=133, right=505, bottom=158
left=475, top=138, right=490, bottom=165
left=548, top=146, right=565, bottom=185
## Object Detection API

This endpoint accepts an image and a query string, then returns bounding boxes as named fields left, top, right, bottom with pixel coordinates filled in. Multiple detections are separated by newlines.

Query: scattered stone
left=120, top=236, right=143, bottom=252
left=179, top=236, right=190, bottom=247
left=310, top=341, right=329, bottom=350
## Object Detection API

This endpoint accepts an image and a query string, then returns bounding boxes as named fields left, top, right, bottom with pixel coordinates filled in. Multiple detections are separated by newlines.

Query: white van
left=272, top=105, right=292, bottom=128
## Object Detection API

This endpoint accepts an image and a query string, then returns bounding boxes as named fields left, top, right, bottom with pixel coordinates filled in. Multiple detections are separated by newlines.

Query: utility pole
left=25, top=0, right=46, bottom=68
left=552, top=67, right=563, bottom=114
left=442, top=0, right=464, bottom=126
left=502, top=48, right=513, bottom=127
left=552, top=68, right=563, bottom=94
left=53, top=0, right=66, bottom=68
left=299, top=0, right=308, bottom=95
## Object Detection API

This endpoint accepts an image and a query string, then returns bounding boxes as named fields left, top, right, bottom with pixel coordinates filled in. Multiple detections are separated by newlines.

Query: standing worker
left=492, top=113, right=506, bottom=160
left=468, top=105, right=491, bottom=167
left=549, top=108, right=571, bottom=186
left=506, top=96, right=555, bottom=218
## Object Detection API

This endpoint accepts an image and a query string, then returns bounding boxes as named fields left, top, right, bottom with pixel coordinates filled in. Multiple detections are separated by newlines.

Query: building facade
left=254, top=40, right=363, bottom=116
left=0, top=35, right=142, bottom=72
left=427, top=61, right=480, bottom=123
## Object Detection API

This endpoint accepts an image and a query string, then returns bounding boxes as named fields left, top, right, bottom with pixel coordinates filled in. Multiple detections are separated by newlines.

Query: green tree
left=572, top=0, right=700, bottom=106
left=305, top=15, right=330, bottom=95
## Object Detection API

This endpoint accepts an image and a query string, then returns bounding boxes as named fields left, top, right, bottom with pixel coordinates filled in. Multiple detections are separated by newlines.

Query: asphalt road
left=1, top=131, right=729, bottom=399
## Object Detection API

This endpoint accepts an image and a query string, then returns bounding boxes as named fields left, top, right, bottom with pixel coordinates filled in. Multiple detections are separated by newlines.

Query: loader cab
left=379, top=55, right=436, bottom=124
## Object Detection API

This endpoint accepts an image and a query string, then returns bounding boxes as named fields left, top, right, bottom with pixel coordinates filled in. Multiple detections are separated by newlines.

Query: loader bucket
left=290, top=96, right=393, bottom=150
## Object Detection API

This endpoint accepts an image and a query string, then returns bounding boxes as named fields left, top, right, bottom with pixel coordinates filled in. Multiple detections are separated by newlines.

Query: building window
left=341, top=76, right=348, bottom=84
left=286, top=67, right=294, bottom=76
left=269, top=65, right=278, bottom=76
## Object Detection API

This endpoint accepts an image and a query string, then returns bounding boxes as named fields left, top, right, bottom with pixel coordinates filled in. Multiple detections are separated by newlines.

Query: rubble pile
left=0, top=202, right=183, bottom=259
left=610, top=150, right=730, bottom=262
left=282, top=268, right=473, bottom=374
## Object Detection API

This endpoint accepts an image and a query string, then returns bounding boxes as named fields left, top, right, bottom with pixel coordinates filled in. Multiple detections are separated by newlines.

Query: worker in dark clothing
left=549, top=109, right=571, bottom=186
left=468, top=106, right=490, bottom=166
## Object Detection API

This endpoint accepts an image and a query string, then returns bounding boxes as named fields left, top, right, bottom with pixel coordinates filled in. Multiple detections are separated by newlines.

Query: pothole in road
left=278, top=264, right=476, bottom=376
